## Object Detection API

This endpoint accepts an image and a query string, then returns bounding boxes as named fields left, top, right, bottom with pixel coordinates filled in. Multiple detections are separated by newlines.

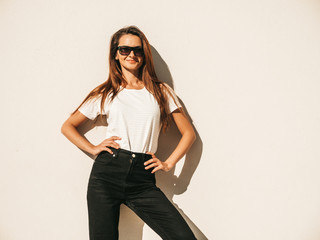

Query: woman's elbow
left=191, top=129, right=196, bottom=143
left=60, top=122, right=66, bottom=135
left=185, top=128, right=196, bottom=143
left=60, top=121, right=69, bottom=136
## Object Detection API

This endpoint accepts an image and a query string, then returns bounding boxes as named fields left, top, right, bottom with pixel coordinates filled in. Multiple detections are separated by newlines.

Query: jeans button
left=112, top=154, right=116, bottom=157
left=132, top=153, right=136, bottom=158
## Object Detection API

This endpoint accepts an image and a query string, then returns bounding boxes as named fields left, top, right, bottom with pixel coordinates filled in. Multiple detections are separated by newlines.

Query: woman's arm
left=145, top=108, right=196, bottom=173
left=61, top=110, right=121, bottom=156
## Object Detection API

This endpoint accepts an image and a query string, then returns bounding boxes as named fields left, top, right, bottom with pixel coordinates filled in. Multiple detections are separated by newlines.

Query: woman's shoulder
left=159, top=82, right=178, bottom=97
left=84, top=92, right=112, bottom=105
left=159, top=82, right=174, bottom=92
left=85, top=94, right=102, bottom=103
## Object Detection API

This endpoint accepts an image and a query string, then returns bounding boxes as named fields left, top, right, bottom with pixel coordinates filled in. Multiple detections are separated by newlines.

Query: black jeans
left=87, top=147, right=196, bottom=240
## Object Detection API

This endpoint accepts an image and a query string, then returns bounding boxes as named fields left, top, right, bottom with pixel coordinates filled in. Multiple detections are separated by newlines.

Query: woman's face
left=115, top=34, right=144, bottom=74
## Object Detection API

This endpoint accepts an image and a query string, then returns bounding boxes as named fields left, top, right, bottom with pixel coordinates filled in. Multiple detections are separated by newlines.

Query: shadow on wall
left=77, top=46, right=207, bottom=240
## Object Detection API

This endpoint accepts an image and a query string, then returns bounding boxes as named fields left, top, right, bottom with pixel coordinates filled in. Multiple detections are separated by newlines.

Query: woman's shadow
left=77, top=46, right=207, bottom=239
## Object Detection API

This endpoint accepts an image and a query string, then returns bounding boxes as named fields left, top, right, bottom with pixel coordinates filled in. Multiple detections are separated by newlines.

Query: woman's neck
left=121, top=69, right=144, bottom=88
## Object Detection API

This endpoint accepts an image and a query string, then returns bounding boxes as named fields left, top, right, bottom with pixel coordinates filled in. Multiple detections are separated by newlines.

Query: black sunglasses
left=117, top=46, right=144, bottom=57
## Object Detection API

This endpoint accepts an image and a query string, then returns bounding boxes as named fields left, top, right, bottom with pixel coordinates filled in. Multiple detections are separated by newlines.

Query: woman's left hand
left=144, top=152, right=173, bottom=173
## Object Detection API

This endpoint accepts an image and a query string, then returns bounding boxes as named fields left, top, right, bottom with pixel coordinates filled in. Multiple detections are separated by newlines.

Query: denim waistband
left=108, top=147, right=153, bottom=160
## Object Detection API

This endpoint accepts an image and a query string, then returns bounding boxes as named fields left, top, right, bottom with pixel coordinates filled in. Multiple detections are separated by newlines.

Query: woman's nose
left=128, top=50, right=135, bottom=57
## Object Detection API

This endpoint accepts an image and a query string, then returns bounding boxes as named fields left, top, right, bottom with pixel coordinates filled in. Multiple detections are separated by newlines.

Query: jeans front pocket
left=94, top=151, right=115, bottom=165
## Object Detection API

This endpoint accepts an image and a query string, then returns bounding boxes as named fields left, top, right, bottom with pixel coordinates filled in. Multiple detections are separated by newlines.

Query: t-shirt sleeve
left=78, top=96, right=103, bottom=120
left=165, top=84, right=182, bottom=113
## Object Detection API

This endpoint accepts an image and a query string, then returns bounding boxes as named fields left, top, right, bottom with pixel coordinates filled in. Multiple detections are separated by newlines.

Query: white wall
left=1, top=0, right=320, bottom=239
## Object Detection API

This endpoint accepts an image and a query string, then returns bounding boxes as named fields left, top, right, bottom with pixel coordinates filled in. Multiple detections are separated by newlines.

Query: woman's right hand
left=90, top=136, right=122, bottom=156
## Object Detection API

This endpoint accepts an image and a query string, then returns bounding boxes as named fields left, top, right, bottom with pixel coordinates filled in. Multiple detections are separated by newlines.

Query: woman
left=61, top=25, right=197, bottom=240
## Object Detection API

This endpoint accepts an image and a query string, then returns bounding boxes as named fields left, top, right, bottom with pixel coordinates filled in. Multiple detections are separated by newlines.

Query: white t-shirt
left=78, top=84, right=182, bottom=153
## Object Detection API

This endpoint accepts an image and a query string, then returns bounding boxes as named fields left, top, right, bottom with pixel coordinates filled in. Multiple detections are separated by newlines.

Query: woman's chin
left=122, top=65, right=142, bottom=72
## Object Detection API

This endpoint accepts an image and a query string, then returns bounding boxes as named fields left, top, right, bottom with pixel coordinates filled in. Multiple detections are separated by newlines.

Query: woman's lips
left=127, top=60, right=136, bottom=63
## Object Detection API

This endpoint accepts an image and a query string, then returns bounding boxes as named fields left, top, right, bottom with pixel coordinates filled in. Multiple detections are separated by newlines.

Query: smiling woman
left=115, top=35, right=144, bottom=75
left=61, top=25, right=197, bottom=240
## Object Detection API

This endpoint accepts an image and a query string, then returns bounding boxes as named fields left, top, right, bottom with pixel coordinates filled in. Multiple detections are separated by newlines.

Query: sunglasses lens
left=118, top=46, right=144, bottom=57
left=134, top=48, right=144, bottom=57
left=119, top=47, right=131, bottom=55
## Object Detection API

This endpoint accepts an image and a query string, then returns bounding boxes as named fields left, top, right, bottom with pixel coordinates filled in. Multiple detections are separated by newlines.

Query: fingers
left=149, top=161, right=164, bottom=174
left=145, top=162, right=158, bottom=170
left=102, top=136, right=121, bottom=144
left=100, top=136, right=122, bottom=149
left=146, top=151, right=155, bottom=157
left=144, top=158, right=155, bottom=166
left=92, top=136, right=122, bottom=156
left=144, top=153, right=171, bottom=173
left=151, top=166, right=162, bottom=174
left=144, top=152, right=158, bottom=166
left=144, top=156, right=163, bottom=173
left=110, top=136, right=122, bottom=140
left=106, top=142, right=120, bottom=149
left=104, top=147, right=113, bottom=154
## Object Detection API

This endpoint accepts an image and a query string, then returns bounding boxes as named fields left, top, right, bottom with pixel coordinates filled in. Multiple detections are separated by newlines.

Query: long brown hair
left=71, top=25, right=181, bottom=132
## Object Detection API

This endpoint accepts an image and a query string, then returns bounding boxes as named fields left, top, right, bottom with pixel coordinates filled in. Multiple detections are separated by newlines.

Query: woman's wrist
left=163, top=160, right=175, bottom=172
left=87, top=144, right=97, bottom=155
